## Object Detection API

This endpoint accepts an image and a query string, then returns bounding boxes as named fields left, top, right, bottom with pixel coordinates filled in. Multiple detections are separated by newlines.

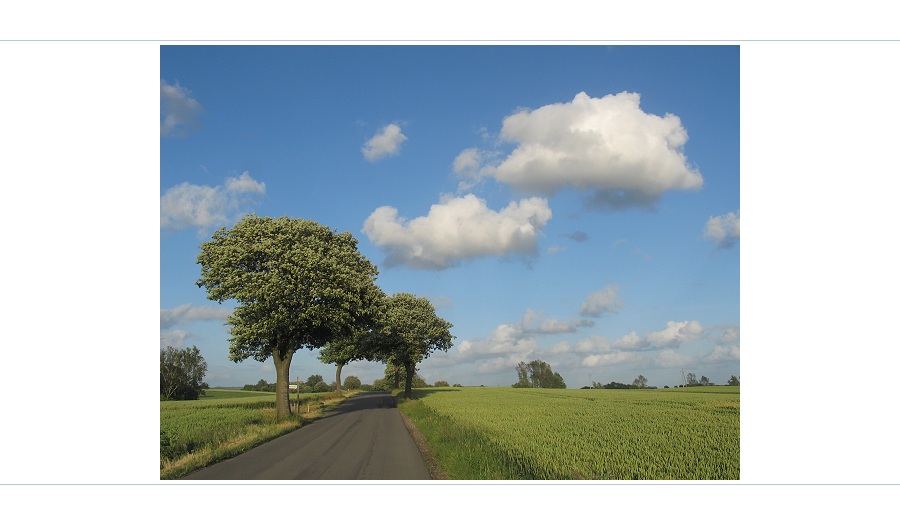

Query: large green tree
left=196, top=215, right=382, bottom=418
left=366, top=293, right=454, bottom=398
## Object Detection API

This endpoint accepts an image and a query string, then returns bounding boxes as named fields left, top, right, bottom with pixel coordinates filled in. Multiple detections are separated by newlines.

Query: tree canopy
left=160, top=346, right=209, bottom=400
left=512, top=360, right=566, bottom=389
left=196, top=214, right=383, bottom=418
left=362, top=293, right=454, bottom=398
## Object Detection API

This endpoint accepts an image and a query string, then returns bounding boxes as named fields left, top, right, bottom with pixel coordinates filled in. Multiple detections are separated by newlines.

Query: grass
left=160, top=388, right=354, bottom=479
left=397, top=386, right=739, bottom=480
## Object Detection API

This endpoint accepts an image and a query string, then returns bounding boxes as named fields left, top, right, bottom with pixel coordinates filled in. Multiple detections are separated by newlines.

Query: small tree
left=343, top=375, right=362, bottom=390
left=632, top=374, right=648, bottom=389
left=160, top=346, right=209, bottom=400
left=728, top=375, right=740, bottom=386
left=306, top=374, right=324, bottom=388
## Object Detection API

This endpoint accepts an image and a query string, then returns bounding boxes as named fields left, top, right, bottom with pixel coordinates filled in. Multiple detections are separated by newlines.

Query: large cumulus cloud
left=457, top=91, right=703, bottom=209
left=362, top=194, right=552, bottom=269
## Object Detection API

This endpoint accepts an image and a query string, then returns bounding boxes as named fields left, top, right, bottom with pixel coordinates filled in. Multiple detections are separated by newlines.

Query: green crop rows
left=400, top=387, right=739, bottom=480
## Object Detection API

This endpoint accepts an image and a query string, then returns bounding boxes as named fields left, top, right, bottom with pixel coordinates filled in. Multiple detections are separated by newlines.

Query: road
left=182, top=391, right=431, bottom=480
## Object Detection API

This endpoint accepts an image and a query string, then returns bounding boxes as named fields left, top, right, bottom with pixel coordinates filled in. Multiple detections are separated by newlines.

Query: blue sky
left=160, top=45, right=740, bottom=389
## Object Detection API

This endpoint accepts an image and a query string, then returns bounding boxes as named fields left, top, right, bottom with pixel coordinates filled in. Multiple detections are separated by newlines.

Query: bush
left=313, top=381, right=330, bottom=393
left=433, top=380, right=450, bottom=387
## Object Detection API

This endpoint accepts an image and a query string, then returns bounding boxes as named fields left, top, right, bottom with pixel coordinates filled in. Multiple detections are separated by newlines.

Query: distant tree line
left=242, top=367, right=456, bottom=393
left=581, top=373, right=740, bottom=389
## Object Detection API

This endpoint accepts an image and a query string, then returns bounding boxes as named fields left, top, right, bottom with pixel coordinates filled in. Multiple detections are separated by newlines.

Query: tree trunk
left=404, top=361, right=415, bottom=399
left=273, top=347, right=294, bottom=419
left=334, top=362, right=344, bottom=395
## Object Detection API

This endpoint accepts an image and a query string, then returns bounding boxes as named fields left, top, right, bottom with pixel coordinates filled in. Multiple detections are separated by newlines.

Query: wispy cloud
left=579, top=284, right=622, bottom=318
left=362, top=123, right=407, bottom=161
left=160, top=80, right=203, bottom=137
left=161, top=303, right=232, bottom=329
left=363, top=194, right=552, bottom=270
left=160, top=330, right=189, bottom=349
left=160, top=172, right=265, bottom=232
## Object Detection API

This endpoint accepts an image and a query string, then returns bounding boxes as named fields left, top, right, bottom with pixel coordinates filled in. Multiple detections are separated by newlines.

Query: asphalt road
left=182, top=391, right=431, bottom=481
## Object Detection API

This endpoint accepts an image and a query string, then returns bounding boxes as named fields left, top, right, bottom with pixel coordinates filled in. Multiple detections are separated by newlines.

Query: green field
left=160, top=389, right=345, bottom=479
left=398, top=386, right=739, bottom=480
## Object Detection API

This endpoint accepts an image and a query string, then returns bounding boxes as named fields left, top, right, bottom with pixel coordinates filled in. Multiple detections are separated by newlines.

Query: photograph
left=160, top=44, right=739, bottom=481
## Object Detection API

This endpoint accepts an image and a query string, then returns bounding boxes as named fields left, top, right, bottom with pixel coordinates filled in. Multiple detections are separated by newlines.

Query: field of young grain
left=399, top=387, right=739, bottom=480
left=160, top=389, right=341, bottom=479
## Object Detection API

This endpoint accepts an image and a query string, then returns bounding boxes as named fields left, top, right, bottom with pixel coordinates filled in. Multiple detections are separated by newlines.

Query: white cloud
left=654, top=349, right=693, bottom=368
left=160, top=171, right=265, bottom=231
left=224, top=172, right=266, bottom=194
left=452, top=147, right=483, bottom=177
left=161, top=303, right=232, bottom=329
left=161, top=80, right=203, bottom=137
left=362, top=194, right=552, bottom=269
left=458, top=91, right=702, bottom=209
left=714, top=324, right=740, bottom=344
left=582, top=352, right=642, bottom=368
left=645, top=320, right=704, bottom=347
left=703, top=345, right=740, bottom=363
left=455, top=324, right=540, bottom=364
left=613, top=320, right=705, bottom=351
left=521, top=309, right=593, bottom=334
left=579, top=284, right=622, bottom=317
left=160, top=330, right=189, bottom=349
left=362, top=123, right=407, bottom=161
left=704, top=210, right=740, bottom=248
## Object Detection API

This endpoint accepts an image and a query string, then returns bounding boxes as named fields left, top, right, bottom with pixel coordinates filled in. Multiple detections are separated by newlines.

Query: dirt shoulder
left=398, top=409, right=449, bottom=480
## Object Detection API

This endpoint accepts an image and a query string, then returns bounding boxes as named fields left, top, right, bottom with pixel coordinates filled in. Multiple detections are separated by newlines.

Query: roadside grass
left=160, top=389, right=355, bottom=480
left=397, top=386, right=739, bottom=480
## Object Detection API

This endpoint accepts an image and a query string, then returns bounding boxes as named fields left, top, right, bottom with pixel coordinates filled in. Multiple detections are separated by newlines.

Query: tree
left=513, top=361, right=529, bottom=388
left=511, top=360, right=566, bottom=389
left=728, top=375, right=740, bottom=386
left=306, top=374, right=324, bottom=388
left=343, top=375, right=362, bottom=390
left=319, top=327, right=385, bottom=395
left=160, top=346, right=209, bottom=400
left=364, top=293, right=454, bottom=398
left=632, top=374, right=648, bottom=389
left=686, top=372, right=698, bottom=386
left=700, top=375, right=711, bottom=386
left=433, top=380, right=450, bottom=387
left=374, top=363, right=429, bottom=392
left=196, top=214, right=383, bottom=419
